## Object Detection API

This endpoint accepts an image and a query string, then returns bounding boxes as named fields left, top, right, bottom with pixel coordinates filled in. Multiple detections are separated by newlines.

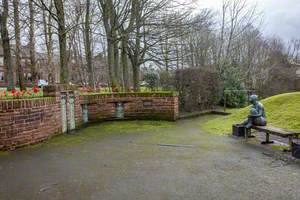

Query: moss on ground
left=0, top=151, right=9, bottom=157
left=201, top=92, right=300, bottom=135
left=136, top=115, right=222, bottom=146
left=25, top=120, right=174, bottom=149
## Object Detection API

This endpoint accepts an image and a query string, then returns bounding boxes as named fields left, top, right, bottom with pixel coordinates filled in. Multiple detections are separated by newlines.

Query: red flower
left=32, top=86, right=39, bottom=93
left=11, top=88, right=16, bottom=94
left=15, top=90, right=20, bottom=97
left=2, top=90, right=6, bottom=97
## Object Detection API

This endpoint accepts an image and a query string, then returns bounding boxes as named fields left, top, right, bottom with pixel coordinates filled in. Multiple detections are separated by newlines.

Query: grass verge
left=201, top=92, right=300, bottom=135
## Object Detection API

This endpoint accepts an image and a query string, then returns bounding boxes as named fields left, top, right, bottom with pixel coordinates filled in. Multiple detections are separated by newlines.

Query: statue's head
left=249, top=94, right=258, bottom=105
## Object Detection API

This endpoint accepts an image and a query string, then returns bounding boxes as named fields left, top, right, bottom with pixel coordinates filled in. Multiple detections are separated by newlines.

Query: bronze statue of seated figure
left=243, top=94, right=267, bottom=129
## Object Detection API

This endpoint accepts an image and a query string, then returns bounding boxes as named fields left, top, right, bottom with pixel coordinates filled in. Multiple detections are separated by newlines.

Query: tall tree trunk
left=13, top=0, right=25, bottom=90
left=0, top=0, right=14, bottom=90
left=99, top=0, right=119, bottom=88
left=114, top=37, right=120, bottom=84
left=29, top=0, right=37, bottom=85
left=107, top=37, right=117, bottom=87
left=132, top=0, right=141, bottom=92
left=42, top=1, right=54, bottom=83
left=217, top=1, right=227, bottom=68
left=85, top=0, right=94, bottom=88
left=121, top=35, right=130, bottom=91
left=54, top=0, right=68, bottom=84
left=132, top=63, right=140, bottom=91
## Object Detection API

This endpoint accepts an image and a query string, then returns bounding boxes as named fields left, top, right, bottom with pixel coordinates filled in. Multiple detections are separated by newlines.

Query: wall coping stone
left=43, top=84, right=79, bottom=97
left=80, top=92, right=179, bottom=98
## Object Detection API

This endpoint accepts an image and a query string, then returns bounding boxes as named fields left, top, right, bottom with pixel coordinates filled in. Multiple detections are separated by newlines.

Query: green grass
left=201, top=92, right=300, bottom=135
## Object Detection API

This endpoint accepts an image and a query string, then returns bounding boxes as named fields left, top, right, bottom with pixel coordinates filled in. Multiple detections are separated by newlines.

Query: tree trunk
left=54, top=0, right=68, bottom=84
left=132, top=64, right=140, bottom=92
left=0, top=0, right=14, bottom=90
left=29, top=0, right=37, bottom=85
left=13, top=0, right=25, bottom=90
left=85, top=0, right=94, bottom=88
left=107, top=37, right=117, bottom=87
left=42, top=2, right=54, bottom=83
left=99, top=0, right=119, bottom=88
left=121, top=35, right=130, bottom=91
left=113, top=32, right=120, bottom=84
left=132, top=0, right=141, bottom=92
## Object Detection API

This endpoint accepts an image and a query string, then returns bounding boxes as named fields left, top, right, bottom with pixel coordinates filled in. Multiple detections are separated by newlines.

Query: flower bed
left=0, top=86, right=43, bottom=99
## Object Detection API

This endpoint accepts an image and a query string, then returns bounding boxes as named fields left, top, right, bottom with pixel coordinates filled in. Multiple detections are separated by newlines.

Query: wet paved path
left=1, top=117, right=300, bottom=200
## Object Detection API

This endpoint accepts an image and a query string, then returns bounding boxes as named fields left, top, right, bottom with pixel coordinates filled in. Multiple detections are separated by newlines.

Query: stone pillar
left=43, top=84, right=83, bottom=133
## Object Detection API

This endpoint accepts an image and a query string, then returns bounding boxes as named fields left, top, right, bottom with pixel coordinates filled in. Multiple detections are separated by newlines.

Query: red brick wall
left=0, top=97, right=61, bottom=150
left=80, top=93, right=179, bottom=121
left=0, top=92, right=179, bottom=150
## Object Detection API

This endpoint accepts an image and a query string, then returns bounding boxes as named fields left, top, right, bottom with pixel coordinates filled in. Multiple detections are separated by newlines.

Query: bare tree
left=42, top=0, right=55, bottom=83
left=0, top=0, right=14, bottom=90
left=97, top=0, right=120, bottom=87
left=287, top=39, right=300, bottom=62
left=53, top=0, right=68, bottom=83
left=85, top=0, right=94, bottom=87
left=13, top=0, right=26, bottom=90
left=29, top=0, right=38, bottom=84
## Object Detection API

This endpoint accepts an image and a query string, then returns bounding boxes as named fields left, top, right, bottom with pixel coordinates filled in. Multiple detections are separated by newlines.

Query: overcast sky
left=193, top=0, right=300, bottom=42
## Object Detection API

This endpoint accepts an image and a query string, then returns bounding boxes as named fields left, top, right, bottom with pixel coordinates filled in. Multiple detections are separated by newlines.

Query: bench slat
left=252, top=126, right=300, bottom=138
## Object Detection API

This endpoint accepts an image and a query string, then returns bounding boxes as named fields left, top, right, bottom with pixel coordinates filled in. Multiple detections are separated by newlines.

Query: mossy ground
left=0, top=151, right=9, bottom=157
left=201, top=92, right=300, bottom=135
left=24, top=120, right=174, bottom=149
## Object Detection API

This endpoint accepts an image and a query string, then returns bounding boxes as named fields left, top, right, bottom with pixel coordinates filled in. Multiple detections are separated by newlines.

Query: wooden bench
left=249, top=125, right=300, bottom=151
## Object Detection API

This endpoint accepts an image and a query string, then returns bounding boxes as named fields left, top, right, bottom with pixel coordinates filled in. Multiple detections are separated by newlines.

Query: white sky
left=190, top=0, right=300, bottom=42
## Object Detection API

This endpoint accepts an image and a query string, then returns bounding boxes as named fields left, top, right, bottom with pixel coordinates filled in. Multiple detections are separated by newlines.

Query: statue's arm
left=248, top=104, right=263, bottom=118
left=253, top=105, right=264, bottom=117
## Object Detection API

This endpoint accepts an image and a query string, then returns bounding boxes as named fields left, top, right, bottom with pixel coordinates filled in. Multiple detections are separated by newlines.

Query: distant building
left=0, top=44, right=49, bottom=87
left=0, top=44, right=108, bottom=87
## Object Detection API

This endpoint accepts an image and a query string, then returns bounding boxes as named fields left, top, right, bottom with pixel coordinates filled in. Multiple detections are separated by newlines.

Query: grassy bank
left=201, top=92, right=300, bottom=135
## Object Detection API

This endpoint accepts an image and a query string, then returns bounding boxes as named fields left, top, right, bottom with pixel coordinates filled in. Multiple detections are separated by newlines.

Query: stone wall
left=0, top=90, right=179, bottom=150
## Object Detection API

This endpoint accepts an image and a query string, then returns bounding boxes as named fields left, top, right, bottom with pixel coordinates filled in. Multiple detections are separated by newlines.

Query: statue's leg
left=244, top=117, right=253, bottom=129
left=253, top=117, right=267, bottom=126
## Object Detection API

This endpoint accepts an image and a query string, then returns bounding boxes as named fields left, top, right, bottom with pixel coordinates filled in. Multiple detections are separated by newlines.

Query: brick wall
left=0, top=91, right=179, bottom=150
left=80, top=93, right=179, bottom=122
left=0, top=97, right=61, bottom=150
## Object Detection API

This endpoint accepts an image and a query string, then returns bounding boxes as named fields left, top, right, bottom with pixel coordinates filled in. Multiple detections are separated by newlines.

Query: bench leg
left=244, top=128, right=254, bottom=141
left=247, top=128, right=255, bottom=138
left=283, top=136, right=293, bottom=152
left=261, top=133, right=274, bottom=144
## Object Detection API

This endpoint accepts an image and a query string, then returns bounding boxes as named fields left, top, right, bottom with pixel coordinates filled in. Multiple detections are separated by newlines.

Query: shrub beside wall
left=175, top=68, right=222, bottom=112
